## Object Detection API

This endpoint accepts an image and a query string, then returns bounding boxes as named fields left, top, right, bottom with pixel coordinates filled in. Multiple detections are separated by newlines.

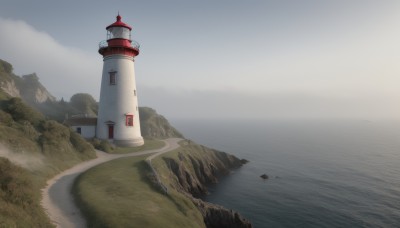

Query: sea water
left=170, top=119, right=400, bottom=228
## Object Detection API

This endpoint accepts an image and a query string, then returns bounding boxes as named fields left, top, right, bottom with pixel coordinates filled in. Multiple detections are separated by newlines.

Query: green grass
left=153, top=140, right=222, bottom=185
left=0, top=96, right=96, bottom=227
left=73, top=156, right=205, bottom=228
left=0, top=158, right=54, bottom=228
left=111, top=139, right=165, bottom=154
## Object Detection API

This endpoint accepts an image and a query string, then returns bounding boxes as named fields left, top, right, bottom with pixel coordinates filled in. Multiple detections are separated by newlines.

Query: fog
left=0, top=144, right=44, bottom=171
left=140, top=86, right=400, bottom=120
left=0, top=1, right=399, bottom=121
left=0, top=18, right=101, bottom=99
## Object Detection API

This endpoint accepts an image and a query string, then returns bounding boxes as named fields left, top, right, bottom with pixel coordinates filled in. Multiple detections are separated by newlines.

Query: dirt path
left=41, top=138, right=182, bottom=228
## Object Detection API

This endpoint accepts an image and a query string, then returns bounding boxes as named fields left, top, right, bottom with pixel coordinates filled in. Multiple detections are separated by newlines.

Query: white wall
left=96, top=54, right=144, bottom=146
left=71, top=125, right=96, bottom=139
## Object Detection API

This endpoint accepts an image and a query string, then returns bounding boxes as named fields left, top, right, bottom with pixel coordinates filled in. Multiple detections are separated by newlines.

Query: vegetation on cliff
left=73, top=156, right=205, bottom=228
left=153, top=140, right=252, bottom=228
left=0, top=60, right=96, bottom=227
left=0, top=60, right=55, bottom=104
left=0, top=97, right=96, bottom=227
left=139, top=107, right=183, bottom=139
left=0, top=158, right=51, bottom=227
left=73, top=140, right=251, bottom=228
left=0, top=59, right=251, bottom=227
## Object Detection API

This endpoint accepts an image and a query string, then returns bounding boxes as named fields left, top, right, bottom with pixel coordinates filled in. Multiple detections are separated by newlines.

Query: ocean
left=170, top=119, right=400, bottom=228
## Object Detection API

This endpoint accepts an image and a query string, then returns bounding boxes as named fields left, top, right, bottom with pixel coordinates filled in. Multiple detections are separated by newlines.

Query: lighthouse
left=96, top=14, right=144, bottom=147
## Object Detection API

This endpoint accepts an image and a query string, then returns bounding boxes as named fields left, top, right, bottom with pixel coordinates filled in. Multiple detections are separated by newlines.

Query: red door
left=108, top=125, right=114, bottom=139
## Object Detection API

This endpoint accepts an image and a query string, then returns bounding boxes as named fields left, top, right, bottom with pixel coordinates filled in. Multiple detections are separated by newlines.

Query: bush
left=90, top=138, right=114, bottom=153
left=38, top=120, right=70, bottom=146
left=69, top=131, right=96, bottom=158
left=0, top=158, right=34, bottom=207
left=0, top=110, right=13, bottom=126
left=70, top=93, right=98, bottom=116
left=19, top=121, right=40, bottom=141
left=0, top=157, right=52, bottom=227
left=4, top=98, right=43, bottom=127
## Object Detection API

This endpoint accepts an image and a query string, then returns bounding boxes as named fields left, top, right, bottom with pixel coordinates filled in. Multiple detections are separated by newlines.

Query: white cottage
left=64, top=117, right=97, bottom=139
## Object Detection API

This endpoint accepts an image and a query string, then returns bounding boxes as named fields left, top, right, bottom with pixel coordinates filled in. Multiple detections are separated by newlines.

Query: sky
left=0, top=0, right=400, bottom=120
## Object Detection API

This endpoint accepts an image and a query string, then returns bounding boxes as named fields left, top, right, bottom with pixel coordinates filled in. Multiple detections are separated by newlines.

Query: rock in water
left=260, top=174, right=269, bottom=180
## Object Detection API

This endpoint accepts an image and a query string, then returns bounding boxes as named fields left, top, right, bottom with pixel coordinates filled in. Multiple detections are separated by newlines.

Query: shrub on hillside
left=0, top=157, right=51, bottom=227
left=69, top=131, right=96, bottom=158
left=90, top=138, right=114, bottom=153
left=0, top=158, right=34, bottom=207
left=4, top=98, right=43, bottom=127
left=19, top=121, right=40, bottom=141
left=70, top=93, right=98, bottom=116
left=38, top=120, right=70, bottom=146
left=0, top=110, right=13, bottom=126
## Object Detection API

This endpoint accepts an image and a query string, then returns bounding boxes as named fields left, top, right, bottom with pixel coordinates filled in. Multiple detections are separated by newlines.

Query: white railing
left=98, top=40, right=141, bottom=50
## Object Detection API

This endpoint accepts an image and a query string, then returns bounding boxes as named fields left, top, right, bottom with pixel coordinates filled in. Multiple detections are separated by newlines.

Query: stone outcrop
left=159, top=141, right=252, bottom=228
left=0, top=59, right=55, bottom=104
left=191, top=196, right=252, bottom=228
left=0, top=80, right=21, bottom=97
left=139, top=107, right=183, bottom=138
left=19, top=73, right=56, bottom=104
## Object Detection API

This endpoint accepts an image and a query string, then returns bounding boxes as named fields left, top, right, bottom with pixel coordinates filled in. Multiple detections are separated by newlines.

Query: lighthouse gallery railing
left=98, top=40, right=140, bottom=50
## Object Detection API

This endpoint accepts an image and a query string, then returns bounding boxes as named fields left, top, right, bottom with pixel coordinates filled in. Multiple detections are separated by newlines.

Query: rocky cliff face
left=19, top=73, right=56, bottom=104
left=0, top=60, right=55, bottom=104
left=157, top=141, right=252, bottom=228
left=0, top=80, right=21, bottom=97
left=191, top=196, right=252, bottom=228
left=139, top=107, right=183, bottom=138
left=0, top=59, right=21, bottom=98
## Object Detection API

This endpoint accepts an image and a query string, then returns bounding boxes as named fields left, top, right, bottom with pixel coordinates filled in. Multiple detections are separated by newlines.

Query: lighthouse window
left=107, top=27, right=130, bottom=40
left=134, top=90, right=136, bottom=96
left=126, top=115, right=134, bottom=126
left=109, top=71, right=117, bottom=85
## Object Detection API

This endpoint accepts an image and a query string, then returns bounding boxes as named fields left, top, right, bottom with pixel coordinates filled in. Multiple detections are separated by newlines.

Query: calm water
left=170, top=119, right=400, bottom=228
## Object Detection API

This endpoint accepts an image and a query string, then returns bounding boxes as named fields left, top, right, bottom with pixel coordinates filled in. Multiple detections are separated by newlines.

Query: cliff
left=140, top=107, right=184, bottom=138
left=0, top=60, right=55, bottom=104
left=153, top=141, right=252, bottom=228
left=0, top=58, right=251, bottom=227
left=0, top=97, right=96, bottom=227
left=0, top=60, right=96, bottom=227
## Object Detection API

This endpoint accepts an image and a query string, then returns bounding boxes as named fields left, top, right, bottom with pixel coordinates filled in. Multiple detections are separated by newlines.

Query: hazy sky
left=0, top=0, right=399, bottom=120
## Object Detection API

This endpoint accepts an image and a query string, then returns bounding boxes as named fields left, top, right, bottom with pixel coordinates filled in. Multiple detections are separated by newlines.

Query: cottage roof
left=64, top=117, right=97, bottom=126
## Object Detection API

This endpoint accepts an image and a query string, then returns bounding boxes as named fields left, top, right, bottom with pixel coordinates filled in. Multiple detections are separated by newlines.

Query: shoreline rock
left=160, top=142, right=252, bottom=228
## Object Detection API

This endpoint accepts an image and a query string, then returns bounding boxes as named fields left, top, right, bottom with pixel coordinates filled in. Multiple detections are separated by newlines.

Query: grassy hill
left=139, top=107, right=183, bottom=139
left=0, top=97, right=96, bottom=227
left=73, top=140, right=251, bottom=228
left=0, top=58, right=183, bottom=227
left=0, top=60, right=97, bottom=227
left=73, top=156, right=205, bottom=228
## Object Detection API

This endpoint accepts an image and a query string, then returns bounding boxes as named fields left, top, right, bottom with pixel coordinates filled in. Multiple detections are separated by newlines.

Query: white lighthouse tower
left=96, top=14, right=144, bottom=147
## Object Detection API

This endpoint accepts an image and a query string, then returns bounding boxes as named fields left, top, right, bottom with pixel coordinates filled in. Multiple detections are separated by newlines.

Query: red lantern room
left=98, top=14, right=140, bottom=57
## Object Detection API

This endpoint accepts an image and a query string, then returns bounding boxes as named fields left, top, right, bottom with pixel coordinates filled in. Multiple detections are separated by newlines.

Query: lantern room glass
left=107, top=27, right=131, bottom=40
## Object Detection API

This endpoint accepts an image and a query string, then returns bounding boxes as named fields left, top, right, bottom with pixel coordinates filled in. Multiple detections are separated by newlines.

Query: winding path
left=41, top=138, right=183, bottom=228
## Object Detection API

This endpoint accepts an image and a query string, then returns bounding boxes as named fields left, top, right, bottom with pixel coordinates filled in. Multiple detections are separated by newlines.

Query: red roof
left=106, top=14, right=132, bottom=30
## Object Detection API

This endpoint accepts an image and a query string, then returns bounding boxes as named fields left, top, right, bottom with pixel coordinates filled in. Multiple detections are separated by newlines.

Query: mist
left=139, top=86, right=400, bottom=121
left=0, top=18, right=101, bottom=99
left=1, top=1, right=400, bottom=121
left=0, top=144, right=44, bottom=171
